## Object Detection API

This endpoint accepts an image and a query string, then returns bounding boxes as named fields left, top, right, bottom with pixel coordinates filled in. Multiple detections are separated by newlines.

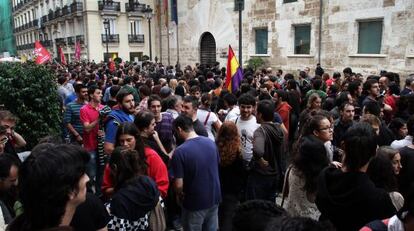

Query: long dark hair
left=367, top=154, right=398, bottom=192
left=115, top=122, right=147, bottom=172
left=8, top=144, right=89, bottom=231
left=293, top=135, right=329, bottom=194
left=109, top=147, right=147, bottom=191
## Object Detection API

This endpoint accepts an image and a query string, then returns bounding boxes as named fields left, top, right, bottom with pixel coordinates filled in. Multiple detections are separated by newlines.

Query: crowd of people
left=0, top=60, right=414, bottom=231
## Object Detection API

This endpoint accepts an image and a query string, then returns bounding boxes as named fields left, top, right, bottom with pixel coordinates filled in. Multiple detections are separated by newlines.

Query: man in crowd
left=273, top=90, right=291, bottom=135
left=181, top=95, right=208, bottom=138
left=104, top=89, right=136, bottom=155
left=247, top=100, right=284, bottom=201
left=230, top=93, right=260, bottom=167
left=64, top=83, right=88, bottom=144
left=0, top=111, right=26, bottom=159
left=148, top=94, right=175, bottom=152
left=80, top=85, right=104, bottom=194
left=0, top=154, right=20, bottom=226
left=171, top=115, right=221, bottom=231
left=223, top=93, right=240, bottom=122
left=333, top=102, right=355, bottom=148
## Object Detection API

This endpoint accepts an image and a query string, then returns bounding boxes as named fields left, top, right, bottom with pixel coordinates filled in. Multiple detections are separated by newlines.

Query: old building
left=163, top=0, right=414, bottom=76
left=11, top=0, right=156, bottom=62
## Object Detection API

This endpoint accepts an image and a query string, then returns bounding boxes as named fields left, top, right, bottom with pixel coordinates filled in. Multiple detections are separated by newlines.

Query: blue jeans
left=87, top=151, right=103, bottom=197
left=182, top=204, right=219, bottom=231
left=245, top=172, right=278, bottom=202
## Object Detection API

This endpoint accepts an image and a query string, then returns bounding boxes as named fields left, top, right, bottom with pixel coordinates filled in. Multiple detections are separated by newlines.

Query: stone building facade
left=160, top=0, right=414, bottom=76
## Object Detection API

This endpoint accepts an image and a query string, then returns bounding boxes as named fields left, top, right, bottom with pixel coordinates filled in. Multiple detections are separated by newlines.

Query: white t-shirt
left=225, top=106, right=240, bottom=122
left=230, top=115, right=260, bottom=162
left=197, top=109, right=219, bottom=141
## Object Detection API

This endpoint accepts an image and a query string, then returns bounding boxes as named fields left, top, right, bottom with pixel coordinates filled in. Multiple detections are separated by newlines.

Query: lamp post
left=144, top=5, right=153, bottom=61
left=103, top=19, right=110, bottom=62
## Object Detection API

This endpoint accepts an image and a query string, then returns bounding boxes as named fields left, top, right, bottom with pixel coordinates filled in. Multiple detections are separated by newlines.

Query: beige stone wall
left=159, top=0, right=414, bottom=77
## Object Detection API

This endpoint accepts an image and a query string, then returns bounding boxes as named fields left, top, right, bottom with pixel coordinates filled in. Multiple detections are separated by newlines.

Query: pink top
left=80, top=103, right=104, bottom=151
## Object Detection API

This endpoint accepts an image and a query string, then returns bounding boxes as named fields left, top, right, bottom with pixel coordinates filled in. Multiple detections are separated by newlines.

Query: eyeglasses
left=318, top=126, right=334, bottom=131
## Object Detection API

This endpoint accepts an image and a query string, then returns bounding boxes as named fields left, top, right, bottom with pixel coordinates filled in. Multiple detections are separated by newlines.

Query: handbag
left=149, top=201, right=166, bottom=231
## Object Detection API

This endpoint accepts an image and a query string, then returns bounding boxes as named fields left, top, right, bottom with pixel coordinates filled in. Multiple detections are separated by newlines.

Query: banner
left=171, top=0, right=177, bottom=25
left=74, top=41, right=81, bottom=61
left=34, top=40, right=51, bottom=64
left=58, top=46, right=66, bottom=65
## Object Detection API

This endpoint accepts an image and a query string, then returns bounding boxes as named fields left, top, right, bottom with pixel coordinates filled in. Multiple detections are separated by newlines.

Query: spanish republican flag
left=224, top=45, right=243, bottom=93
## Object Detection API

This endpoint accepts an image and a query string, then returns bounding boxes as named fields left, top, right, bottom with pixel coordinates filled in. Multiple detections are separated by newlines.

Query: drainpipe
left=318, top=0, right=323, bottom=64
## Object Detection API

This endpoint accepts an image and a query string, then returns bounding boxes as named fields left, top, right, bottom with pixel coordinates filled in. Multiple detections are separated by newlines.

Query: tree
left=245, top=57, right=266, bottom=71
left=0, top=61, right=62, bottom=149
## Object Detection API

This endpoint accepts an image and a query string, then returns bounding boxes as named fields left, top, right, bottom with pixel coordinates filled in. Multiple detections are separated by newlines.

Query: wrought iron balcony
left=62, top=5, right=71, bottom=15
left=128, top=34, right=144, bottom=43
left=98, top=1, right=121, bottom=12
left=48, top=10, right=54, bottom=21
left=125, top=2, right=146, bottom=12
left=41, top=15, right=48, bottom=23
left=101, top=34, right=120, bottom=43
left=54, top=8, right=62, bottom=18
left=71, top=2, right=83, bottom=12
left=41, top=40, right=52, bottom=47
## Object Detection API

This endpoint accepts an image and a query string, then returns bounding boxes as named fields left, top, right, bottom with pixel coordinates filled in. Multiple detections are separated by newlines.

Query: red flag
left=58, top=46, right=67, bottom=65
left=34, top=40, right=51, bottom=64
left=74, top=41, right=81, bottom=61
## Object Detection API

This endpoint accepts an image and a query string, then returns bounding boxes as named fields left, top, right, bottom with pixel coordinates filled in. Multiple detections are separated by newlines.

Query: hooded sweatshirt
left=316, top=167, right=396, bottom=231
left=109, top=175, right=159, bottom=229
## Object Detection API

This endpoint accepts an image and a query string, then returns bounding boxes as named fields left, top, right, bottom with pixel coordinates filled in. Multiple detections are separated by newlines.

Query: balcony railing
left=76, top=35, right=85, bottom=44
left=41, top=15, right=48, bottom=23
left=48, top=11, right=54, bottom=21
left=101, top=34, right=119, bottom=43
left=70, top=2, right=83, bottom=12
left=54, top=8, right=62, bottom=18
left=62, top=5, right=71, bottom=15
left=67, top=36, right=75, bottom=46
left=98, top=1, right=121, bottom=12
left=125, top=2, right=146, bottom=12
left=128, top=34, right=144, bottom=43
left=41, top=40, right=52, bottom=47
left=17, top=43, right=35, bottom=50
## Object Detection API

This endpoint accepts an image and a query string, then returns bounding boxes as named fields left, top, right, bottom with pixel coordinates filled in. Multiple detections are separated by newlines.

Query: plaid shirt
left=155, top=112, right=174, bottom=152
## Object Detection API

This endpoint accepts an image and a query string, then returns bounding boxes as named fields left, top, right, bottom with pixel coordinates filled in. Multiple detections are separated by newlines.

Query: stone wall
left=156, top=0, right=414, bottom=77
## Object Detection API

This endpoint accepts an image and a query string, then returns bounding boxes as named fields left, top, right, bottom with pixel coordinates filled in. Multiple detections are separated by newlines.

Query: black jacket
left=316, top=167, right=396, bottom=231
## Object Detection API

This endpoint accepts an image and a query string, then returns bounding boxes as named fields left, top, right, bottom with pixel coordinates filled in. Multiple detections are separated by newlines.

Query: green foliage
left=0, top=61, right=62, bottom=149
left=245, top=57, right=266, bottom=71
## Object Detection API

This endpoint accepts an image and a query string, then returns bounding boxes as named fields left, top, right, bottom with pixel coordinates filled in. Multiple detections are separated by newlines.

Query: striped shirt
left=64, top=101, right=86, bottom=138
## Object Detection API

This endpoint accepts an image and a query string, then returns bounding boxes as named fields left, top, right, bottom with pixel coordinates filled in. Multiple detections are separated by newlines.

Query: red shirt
left=80, top=103, right=104, bottom=151
left=275, top=102, right=292, bottom=133
left=102, top=147, right=169, bottom=198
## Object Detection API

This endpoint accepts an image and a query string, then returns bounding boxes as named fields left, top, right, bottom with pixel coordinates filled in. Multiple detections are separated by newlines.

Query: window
left=255, top=28, right=268, bottom=54
left=283, top=0, right=297, bottom=3
left=130, top=20, right=141, bottom=35
left=103, top=19, right=116, bottom=34
left=358, top=20, right=383, bottom=54
left=294, top=24, right=311, bottom=54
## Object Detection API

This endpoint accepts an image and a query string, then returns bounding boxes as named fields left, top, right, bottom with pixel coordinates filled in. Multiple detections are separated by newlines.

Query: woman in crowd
left=107, top=147, right=160, bottom=231
left=299, top=93, right=322, bottom=127
left=8, top=144, right=89, bottom=231
left=216, top=122, right=247, bottom=231
left=101, top=122, right=168, bottom=199
left=388, top=118, right=408, bottom=141
left=197, top=93, right=222, bottom=141
left=283, top=133, right=330, bottom=220
left=134, top=111, right=170, bottom=164
left=367, top=146, right=404, bottom=210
